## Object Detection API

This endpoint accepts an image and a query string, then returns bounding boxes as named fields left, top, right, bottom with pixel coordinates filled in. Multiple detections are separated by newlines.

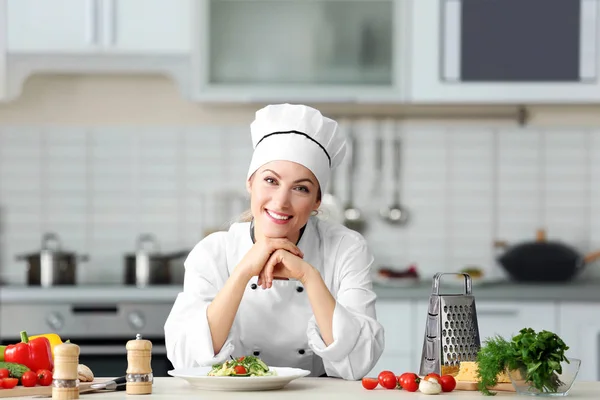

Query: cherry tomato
left=425, top=373, right=442, bottom=383
left=361, top=377, right=379, bottom=390
left=21, top=371, right=38, bottom=387
left=234, top=365, right=247, bottom=375
left=398, top=372, right=420, bottom=392
left=238, top=356, right=245, bottom=362
left=0, top=369, right=9, bottom=379
left=377, top=371, right=397, bottom=389
left=2, top=378, right=18, bottom=389
left=37, top=369, right=53, bottom=386
left=439, top=375, right=457, bottom=392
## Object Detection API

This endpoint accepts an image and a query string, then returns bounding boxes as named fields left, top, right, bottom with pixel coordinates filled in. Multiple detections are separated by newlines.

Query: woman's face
left=247, top=160, right=321, bottom=241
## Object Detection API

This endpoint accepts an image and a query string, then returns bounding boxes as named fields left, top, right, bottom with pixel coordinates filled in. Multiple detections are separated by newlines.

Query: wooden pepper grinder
left=52, top=342, right=80, bottom=400
left=126, top=333, right=153, bottom=395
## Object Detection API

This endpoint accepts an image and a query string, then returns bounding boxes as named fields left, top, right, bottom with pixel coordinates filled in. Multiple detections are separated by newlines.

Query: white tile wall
left=1, top=124, right=600, bottom=285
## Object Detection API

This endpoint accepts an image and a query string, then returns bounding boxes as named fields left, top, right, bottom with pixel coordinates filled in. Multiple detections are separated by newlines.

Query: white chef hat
left=246, top=104, right=346, bottom=193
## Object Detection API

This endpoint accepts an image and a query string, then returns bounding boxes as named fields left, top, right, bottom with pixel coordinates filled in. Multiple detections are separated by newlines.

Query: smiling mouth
left=266, top=209, right=292, bottom=221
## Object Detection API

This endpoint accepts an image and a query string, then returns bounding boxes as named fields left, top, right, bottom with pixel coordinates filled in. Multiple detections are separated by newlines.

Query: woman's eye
left=295, top=186, right=309, bottom=193
left=264, top=177, right=277, bottom=184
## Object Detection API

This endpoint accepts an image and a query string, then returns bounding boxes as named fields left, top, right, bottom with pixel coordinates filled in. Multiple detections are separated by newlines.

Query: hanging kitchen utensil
left=16, top=232, right=89, bottom=287
left=380, top=129, right=409, bottom=225
left=419, top=273, right=481, bottom=377
left=343, top=124, right=366, bottom=233
left=371, top=120, right=384, bottom=198
left=497, top=228, right=600, bottom=282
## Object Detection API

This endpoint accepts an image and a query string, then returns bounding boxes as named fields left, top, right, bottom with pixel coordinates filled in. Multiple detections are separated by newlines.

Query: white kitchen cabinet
left=370, top=300, right=420, bottom=374
left=474, top=301, right=557, bottom=340
left=4, top=0, right=192, bottom=101
left=7, top=0, right=94, bottom=53
left=409, top=0, right=600, bottom=103
left=190, top=0, right=409, bottom=103
left=558, top=303, right=600, bottom=381
left=367, top=353, right=413, bottom=377
left=376, top=300, right=415, bottom=354
left=0, top=0, right=7, bottom=102
left=109, top=0, right=191, bottom=54
left=7, top=0, right=191, bottom=54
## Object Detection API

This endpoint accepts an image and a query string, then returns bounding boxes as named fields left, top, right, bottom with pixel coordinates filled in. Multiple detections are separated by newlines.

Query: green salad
left=208, top=355, right=276, bottom=377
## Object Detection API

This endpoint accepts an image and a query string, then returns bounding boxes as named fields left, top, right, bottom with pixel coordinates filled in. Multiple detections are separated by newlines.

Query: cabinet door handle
left=441, top=0, right=461, bottom=81
left=580, top=0, right=598, bottom=80
left=103, top=0, right=117, bottom=46
left=86, top=0, right=100, bottom=45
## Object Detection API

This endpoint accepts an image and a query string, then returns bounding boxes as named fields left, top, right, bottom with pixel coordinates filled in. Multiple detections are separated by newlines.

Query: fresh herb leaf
left=475, top=328, right=570, bottom=396
left=476, top=335, right=514, bottom=396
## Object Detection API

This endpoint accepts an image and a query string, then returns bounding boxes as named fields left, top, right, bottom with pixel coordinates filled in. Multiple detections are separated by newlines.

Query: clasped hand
left=240, top=238, right=311, bottom=290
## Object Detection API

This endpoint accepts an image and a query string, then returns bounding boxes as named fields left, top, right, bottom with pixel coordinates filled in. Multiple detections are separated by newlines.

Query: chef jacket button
left=296, top=286, right=304, bottom=293
left=298, top=349, right=305, bottom=355
left=251, top=283, right=257, bottom=290
left=253, top=351, right=260, bottom=356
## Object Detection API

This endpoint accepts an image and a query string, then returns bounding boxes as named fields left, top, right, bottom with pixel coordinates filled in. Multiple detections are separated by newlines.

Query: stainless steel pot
left=124, top=234, right=189, bottom=287
left=16, top=232, right=89, bottom=287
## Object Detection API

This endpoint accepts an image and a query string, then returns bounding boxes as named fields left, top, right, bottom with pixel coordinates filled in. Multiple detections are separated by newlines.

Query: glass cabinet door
left=410, top=0, right=600, bottom=103
left=442, top=0, right=597, bottom=83
left=194, top=0, right=399, bottom=101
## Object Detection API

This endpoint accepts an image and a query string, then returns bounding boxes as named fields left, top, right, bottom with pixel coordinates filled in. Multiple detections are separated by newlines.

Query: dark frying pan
left=496, top=229, right=600, bottom=282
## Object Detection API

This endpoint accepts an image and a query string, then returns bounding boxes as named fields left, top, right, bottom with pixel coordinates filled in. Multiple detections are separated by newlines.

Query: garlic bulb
left=419, top=377, right=442, bottom=395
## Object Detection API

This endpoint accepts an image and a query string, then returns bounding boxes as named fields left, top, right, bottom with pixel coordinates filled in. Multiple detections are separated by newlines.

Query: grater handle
left=432, top=273, right=473, bottom=295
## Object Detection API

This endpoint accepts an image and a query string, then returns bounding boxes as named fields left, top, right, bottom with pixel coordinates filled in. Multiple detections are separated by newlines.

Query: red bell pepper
left=3, top=331, right=53, bottom=372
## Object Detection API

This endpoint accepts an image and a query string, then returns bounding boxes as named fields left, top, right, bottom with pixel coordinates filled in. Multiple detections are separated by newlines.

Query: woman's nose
left=273, top=188, right=292, bottom=207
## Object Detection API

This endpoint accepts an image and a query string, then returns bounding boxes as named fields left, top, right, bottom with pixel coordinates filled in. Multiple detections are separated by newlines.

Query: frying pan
left=496, top=229, right=600, bottom=282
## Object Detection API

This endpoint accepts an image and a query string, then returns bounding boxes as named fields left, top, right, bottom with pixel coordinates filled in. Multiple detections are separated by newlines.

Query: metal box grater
left=419, top=273, right=481, bottom=376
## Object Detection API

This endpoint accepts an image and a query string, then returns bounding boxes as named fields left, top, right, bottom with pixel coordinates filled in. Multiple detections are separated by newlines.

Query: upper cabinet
left=7, top=0, right=192, bottom=54
left=0, top=0, right=7, bottom=102
left=3, top=0, right=192, bottom=101
left=409, top=0, right=600, bottom=103
left=190, top=0, right=408, bottom=103
left=7, top=0, right=99, bottom=53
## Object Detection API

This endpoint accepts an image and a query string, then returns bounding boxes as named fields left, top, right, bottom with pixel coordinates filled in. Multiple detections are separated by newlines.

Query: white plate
left=168, top=366, right=311, bottom=391
left=372, top=275, right=421, bottom=288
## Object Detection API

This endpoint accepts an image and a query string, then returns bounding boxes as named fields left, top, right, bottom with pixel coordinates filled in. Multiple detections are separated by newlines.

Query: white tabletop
left=5, top=377, right=593, bottom=400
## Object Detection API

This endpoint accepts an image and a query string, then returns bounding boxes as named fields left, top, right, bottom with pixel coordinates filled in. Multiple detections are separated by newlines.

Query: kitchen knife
left=82, top=376, right=127, bottom=393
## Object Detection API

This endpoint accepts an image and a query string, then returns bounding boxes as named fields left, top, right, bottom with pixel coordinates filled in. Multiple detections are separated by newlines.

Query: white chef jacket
left=164, top=216, right=385, bottom=380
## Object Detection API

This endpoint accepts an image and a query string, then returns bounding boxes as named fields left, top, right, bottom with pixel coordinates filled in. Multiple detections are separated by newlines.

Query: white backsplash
left=1, top=122, right=600, bottom=285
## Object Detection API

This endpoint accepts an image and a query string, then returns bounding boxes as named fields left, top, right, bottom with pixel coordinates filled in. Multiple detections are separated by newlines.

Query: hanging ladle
left=343, top=126, right=366, bottom=232
left=380, top=133, right=409, bottom=225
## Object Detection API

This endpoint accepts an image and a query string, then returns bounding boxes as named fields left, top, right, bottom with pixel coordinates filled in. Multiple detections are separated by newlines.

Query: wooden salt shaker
left=52, top=342, right=80, bottom=400
left=126, top=333, right=153, bottom=395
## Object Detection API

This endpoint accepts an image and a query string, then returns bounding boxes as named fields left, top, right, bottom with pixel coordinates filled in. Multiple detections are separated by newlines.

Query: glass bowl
left=507, top=358, right=581, bottom=397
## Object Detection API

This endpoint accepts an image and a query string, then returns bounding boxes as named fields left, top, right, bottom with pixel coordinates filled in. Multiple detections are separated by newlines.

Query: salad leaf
left=208, top=355, right=276, bottom=377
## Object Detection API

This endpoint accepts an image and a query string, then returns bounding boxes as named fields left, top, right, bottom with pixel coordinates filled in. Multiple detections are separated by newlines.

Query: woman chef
left=164, top=104, right=384, bottom=380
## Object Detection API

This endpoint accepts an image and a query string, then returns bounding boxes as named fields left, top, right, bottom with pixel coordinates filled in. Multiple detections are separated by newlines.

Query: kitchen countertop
left=1, top=279, right=600, bottom=304
left=5, top=377, right=594, bottom=399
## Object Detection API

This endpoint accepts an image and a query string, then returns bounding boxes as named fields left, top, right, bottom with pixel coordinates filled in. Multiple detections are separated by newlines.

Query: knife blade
left=82, top=376, right=127, bottom=393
